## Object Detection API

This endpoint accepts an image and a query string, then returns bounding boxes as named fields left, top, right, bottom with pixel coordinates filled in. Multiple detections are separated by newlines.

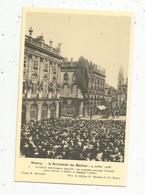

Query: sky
left=25, top=10, right=131, bottom=88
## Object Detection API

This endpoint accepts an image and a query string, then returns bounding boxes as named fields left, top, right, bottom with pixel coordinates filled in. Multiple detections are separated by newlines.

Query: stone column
left=37, top=102, right=42, bottom=121
left=28, top=54, right=32, bottom=81
left=39, top=57, right=43, bottom=83
left=57, top=62, right=61, bottom=84
left=49, top=61, right=52, bottom=82
left=79, top=100, right=83, bottom=117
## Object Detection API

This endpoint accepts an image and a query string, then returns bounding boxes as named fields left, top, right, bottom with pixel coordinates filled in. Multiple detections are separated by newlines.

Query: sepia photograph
left=20, top=10, right=131, bottom=162
left=15, top=8, right=133, bottom=186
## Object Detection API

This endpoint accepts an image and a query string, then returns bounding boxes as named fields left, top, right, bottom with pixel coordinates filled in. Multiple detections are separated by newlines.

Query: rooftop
left=61, top=57, right=105, bottom=77
left=25, top=27, right=63, bottom=60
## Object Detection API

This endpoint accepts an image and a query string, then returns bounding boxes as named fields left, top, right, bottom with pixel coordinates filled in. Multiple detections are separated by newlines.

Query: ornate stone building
left=104, top=83, right=118, bottom=115
left=21, top=28, right=106, bottom=123
left=22, top=27, right=63, bottom=123
left=59, top=59, right=84, bottom=117
left=87, top=63, right=106, bottom=116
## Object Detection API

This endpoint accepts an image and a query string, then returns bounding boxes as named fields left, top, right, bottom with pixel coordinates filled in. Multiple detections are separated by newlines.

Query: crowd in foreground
left=20, top=118, right=125, bottom=162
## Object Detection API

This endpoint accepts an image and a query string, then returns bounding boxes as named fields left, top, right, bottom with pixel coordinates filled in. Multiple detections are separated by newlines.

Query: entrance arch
left=41, top=103, right=48, bottom=120
left=50, top=103, right=56, bottom=119
left=30, top=104, right=38, bottom=121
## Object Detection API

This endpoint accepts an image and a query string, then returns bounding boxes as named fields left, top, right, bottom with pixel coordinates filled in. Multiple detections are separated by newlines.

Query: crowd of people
left=20, top=118, right=125, bottom=162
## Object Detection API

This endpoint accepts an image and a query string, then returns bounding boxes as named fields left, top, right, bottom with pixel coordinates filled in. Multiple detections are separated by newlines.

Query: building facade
left=104, top=83, right=118, bottom=116
left=59, top=59, right=84, bottom=117
left=21, top=29, right=106, bottom=123
left=88, top=63, right=106, bottom=116
left=22, top=28, right=63, bottom=123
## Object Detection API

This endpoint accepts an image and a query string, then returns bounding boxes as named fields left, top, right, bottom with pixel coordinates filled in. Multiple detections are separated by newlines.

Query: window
left=31, top=73, right=38, bottom=81
left=52, top=76, right=56, bottom=82
left=43, top=63, right=48, bottom=73
left=30, top=104, right=38, bottom=121
left=33, top=60, right=38, bottom=71
left=41, top=103, right=48, bottom=119
left=64, top=72, right=69, bottom=81
left=52, top=64, right=56, bottom=74
left=24, top=56, right=26, bottom=68
left=43, top=84, right=48, bottom=95
left=32, top=83, right=37, bottom=94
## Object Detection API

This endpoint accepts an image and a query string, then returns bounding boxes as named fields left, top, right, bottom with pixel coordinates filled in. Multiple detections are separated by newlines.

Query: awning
left=97, top=105, right=106, bottom=110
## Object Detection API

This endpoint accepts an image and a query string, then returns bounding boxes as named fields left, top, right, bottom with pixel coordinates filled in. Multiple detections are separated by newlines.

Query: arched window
left=43, top=84, right=48, bottom=95
left=24, top=55, right=27, bottom=68
left=31, top=73, right=38, bottom=82
left=43, top=63, right=48, bottom=73
left=52, top=63, right=56, bottom=74
left=33, top=60, right=38, bottom=71
left=64, top=72, right=69, bottom=81
left=32, top=83, right=37, bottom=94
left=41, top=103, right=48, bottom=119
left=52, top=76, right=56, bottom=82
left=60, top=100, right=67, bottom=116
left=30, top=104, right=38, bottom=121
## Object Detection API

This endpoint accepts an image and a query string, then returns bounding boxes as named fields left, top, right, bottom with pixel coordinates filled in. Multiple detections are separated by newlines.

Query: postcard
left=15, top=8, right=133, bottom=186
